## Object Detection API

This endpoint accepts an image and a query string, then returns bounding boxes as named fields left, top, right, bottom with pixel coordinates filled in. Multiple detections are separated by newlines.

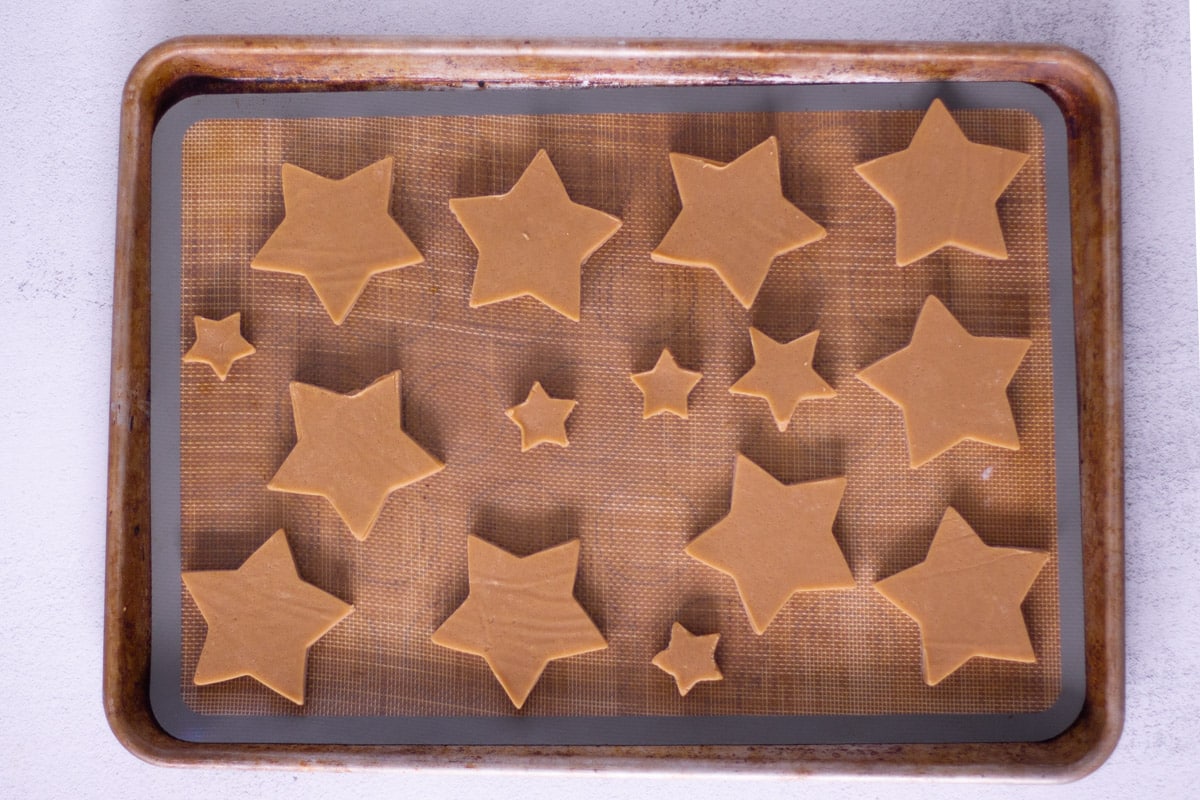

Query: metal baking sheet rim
left=147, top=81, right=1085, bottom=746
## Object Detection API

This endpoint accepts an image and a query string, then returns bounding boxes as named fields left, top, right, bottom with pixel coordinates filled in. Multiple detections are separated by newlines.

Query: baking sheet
left=148, top=82, right=1083, bottom=745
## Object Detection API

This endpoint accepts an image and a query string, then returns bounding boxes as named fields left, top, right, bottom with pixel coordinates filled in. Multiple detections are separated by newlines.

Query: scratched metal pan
left=105, top=37, right=1122, bottom=780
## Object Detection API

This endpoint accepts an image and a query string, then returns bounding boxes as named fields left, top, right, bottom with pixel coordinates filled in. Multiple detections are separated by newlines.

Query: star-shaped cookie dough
left=685, top=454, right=854, bottom=634
left=268, top=371, right=443, bottom=541
left=182, top=529, right=353, bottom=704
left=651, top=622, right=723, bottom=696
left=505, top=382, right=577, bottom=452
left=432, top=535, right=607, bottom=709
left=251, top=157, right=424, bottom=325
left=874, top=508, right=1048, bottom=685
left=449, top=150, right=622, bottom=321
left=855, top=99, right=1029, bottom=266
left=729, top=327, right=835, bottom=431
left=857, top=295, right=1030, bottom=468
left=181, top=313, right=256, bottom=380
left=651, top=136, right=826, bottom=309
left=631, top=349, right=703, bottom=419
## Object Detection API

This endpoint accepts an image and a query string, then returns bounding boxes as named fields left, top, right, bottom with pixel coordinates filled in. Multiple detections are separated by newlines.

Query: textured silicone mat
left=174, top=105, right=1060, bottom=722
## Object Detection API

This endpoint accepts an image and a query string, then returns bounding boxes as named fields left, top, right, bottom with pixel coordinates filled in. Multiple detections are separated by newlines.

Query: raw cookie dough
left=181, top=529, right=353, bottom=705
left=651, top=622, right=723, bottom=696
left=729, top=327, right=835, bottom=431
left=505, top=381, right=577, bottom=452
left=630, top=348, right=702, bottom=420
left=432, top=535, right=607, bottom=709
left=856, top=295, right=1031, bottom=468
left=449, top=149, right=622, bottom=321
left=685, top=454, right=854, bottom=634
left=268, top=371, right=443, bottom=541
left=181, top=312, right=255, bottom=380
left=854, top=99, right=1029, bottom=266
left=874, top=507, right=1049, bottom=685
left=651, top=136, right=825, bottom=309
left=251, top=157, right=424, bottom=325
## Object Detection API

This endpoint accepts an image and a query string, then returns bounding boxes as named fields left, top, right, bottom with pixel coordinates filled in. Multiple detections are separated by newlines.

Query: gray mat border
left=148, top=81, right=1084, bottom=746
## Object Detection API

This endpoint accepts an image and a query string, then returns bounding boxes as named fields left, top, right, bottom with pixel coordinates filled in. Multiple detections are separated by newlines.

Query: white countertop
left=2, top=1, right=1195, bottom=797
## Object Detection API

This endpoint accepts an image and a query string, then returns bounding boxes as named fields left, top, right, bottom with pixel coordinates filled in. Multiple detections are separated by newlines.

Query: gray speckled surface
left=1, top=0, right=1193, bottom=796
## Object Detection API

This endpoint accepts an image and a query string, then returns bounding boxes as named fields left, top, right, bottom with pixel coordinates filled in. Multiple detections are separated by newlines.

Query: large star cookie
left=182, top=529, right=353, bottom=704
left=854, top=99, right=1028, bottom=266
left=685, top=454, right=854, bottom=634
left=432, top=536, right=607, bottom=708
left=251, top=157, right=424, bottom=325
left=268, top=371, right=443, bottom=541
left=874, top=508, right=1048, bottom=685
left=651, top=137, right=826, bottom=309
left=857, top=295, right=1030, bottom=468
left=651, top=622, right=723, bottom=696
left=505, top=382, right=577, bottom=452
left=449, top=150, right=622, bottom=321
left=182, top=313, right=256, bottom=380
left=729, top=327, right=835, bottom=431
left=631, top=349, right=703, bottom=420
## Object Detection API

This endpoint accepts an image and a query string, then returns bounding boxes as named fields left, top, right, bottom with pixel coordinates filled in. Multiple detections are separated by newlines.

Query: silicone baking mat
left=148, top=83, right=1083, bottom=745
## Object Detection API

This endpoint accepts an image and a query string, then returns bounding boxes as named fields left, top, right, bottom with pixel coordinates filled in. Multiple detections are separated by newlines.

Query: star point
left=449, top=149, right=622, bottom=321
left=729, top=327, right=835, bottom=431
left=505, top=381, right=577, bottom=451
left=251, top=157, right=424, bottom=325
left=874, top=507, right=1049, bottom=685
left=651, top=622, right=723, bottom=696
left=182, top=313, right=256, bottom=380
left=685, top=454, right=854, bottom=634
left=268, top=371, right=444, bottom=541
left=855, top=99, right=1029, bottom=266
left=857, top=295, right=1030, bottom=467
left=630, top=349, right=703, bottom=419
left=651, top=136, right=826, bottom=309
left=432, top=535, right=607, bottom=708
left=182, top=529, right=353, bottom=704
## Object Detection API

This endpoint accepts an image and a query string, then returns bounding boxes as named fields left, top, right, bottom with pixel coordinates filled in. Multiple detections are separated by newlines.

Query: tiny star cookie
left=182, top=313, right=255, bottom=380
left=651, top=622, right=723, bottom=696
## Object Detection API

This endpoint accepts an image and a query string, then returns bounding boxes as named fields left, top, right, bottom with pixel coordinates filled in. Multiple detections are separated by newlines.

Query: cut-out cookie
left=630, top=349, right=702, bottom=420
left=651, top=137, right=826, bottom=309
left=874, top=507, right=1048, bottom=686
left=251, top=158, right=424, bottom=325
left=182, top=529, right=353, bottom=705
left=856, top=295, right=1030, bottom=468
left=182, top=312, right=255, bottom=380
left=432, top=536, right=607, bottom=709
left=685, top=454, right=854, bottom=634
left=268, top=371, right=443, bottom=541
left=651, top=622, right=723, bottom=696
left=449, top=150, right=622, bottom=321
left=505, top=382, right=577, bottom=452
left=854, top=99, right=1028, bottom=266
left=729, top=327, right=835, bottom=431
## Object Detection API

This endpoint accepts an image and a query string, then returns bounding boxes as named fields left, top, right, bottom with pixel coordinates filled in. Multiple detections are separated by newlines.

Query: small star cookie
left=651, top=622, right=723, bottom=696
left=631, top=349, right=702, bottom=420
left=505, top=382, right=577, bottom=452
left=182, top=313, right=256, bottom=381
